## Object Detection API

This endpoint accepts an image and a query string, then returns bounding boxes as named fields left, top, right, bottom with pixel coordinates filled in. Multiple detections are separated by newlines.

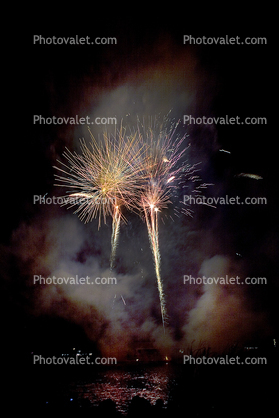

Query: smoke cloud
left=183, top=255, right=272, bottom=352
left=9, top=202, right=273, bottom=358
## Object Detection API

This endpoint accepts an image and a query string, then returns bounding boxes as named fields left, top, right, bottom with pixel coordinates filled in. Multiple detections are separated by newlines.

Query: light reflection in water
left=71, top=365, right=175, bottom=414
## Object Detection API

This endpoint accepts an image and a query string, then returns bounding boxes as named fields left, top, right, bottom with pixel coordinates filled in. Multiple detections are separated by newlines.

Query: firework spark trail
left=110, top=205, right=121, bottom=269
left=143, top=201, right=167, bottom=332
left=110, top=205, right=125, bottom=309
left=137, top=118, right=190, bottom=332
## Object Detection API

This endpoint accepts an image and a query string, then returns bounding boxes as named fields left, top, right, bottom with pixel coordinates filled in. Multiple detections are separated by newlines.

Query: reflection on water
left=70, top=364, right=176, bottom=414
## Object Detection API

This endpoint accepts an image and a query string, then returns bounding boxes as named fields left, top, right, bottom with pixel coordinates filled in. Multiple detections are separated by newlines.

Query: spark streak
left=236, top=173, right=263, bottom=180
left=110, top=205, right=121, bottom=269
left=143, top=200, right=167, bottom=332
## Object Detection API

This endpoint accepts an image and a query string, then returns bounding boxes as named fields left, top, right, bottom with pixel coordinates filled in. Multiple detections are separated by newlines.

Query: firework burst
left=54, top=127, right=144, bottom=227
left=54, top=126, right=147, bottom=281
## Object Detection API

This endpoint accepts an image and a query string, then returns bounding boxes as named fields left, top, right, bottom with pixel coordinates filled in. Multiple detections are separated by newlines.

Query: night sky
left=3, top=23, right=276, bottom=369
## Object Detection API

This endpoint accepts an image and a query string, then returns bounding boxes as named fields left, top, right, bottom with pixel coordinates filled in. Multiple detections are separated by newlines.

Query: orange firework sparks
left=53, top=126, right=146, bottom=291
left=54, top=126, right=145, bottom=227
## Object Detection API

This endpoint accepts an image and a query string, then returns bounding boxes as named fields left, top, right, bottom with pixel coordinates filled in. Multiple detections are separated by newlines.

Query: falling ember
left=166, top=176, right=175, bottom=183
left=219, top=148, right=231, bottom=154
left=236, top=173, right=263, bottom=180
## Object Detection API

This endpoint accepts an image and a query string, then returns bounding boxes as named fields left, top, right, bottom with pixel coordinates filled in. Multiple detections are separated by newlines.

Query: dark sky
left=3, top=24, right=276, bottom=359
